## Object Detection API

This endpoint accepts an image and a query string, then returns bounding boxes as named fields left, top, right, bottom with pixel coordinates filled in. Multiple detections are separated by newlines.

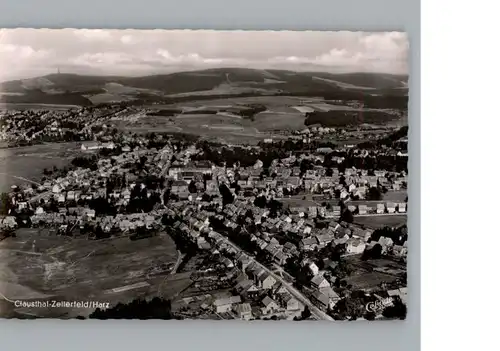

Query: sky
left=0, top=29, right=409, bottom=81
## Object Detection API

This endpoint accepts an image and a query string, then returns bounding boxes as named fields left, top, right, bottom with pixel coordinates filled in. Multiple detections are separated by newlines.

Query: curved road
left=170, top=250, right=184, bottom=275
left=157, top=250, right=185, bottom=298
left=0, top=172, right=42, bottom=186
left=28, top=191, right=51, bottom=204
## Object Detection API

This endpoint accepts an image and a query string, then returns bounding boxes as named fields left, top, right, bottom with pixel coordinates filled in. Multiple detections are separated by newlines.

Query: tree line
left=85, top=297, right=178, bottom=320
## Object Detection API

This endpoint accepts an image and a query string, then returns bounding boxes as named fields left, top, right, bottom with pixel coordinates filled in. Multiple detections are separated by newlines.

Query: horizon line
left=0, top=67, right=410, bottom=84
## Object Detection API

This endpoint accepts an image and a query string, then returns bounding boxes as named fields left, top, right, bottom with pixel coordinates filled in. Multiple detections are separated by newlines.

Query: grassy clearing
left=353, top=215, right=407, bottom=229
left=1, top=230, right=179, bottom=309
left=88, top=93, right=135, bottom=104
left=382, top=191, right=407, bottom=201
left=0, top=142, right=83, bottom=192
left=253, top=112, right=305, bottom=132
left=345, top=271, right=399, bottom=291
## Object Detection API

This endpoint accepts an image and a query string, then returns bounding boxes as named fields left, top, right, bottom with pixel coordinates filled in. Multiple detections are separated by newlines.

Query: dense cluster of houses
left=0, top=108, right=101, bottom=146
left=160, top=179, right=406, bottom=319
left=208, top=255, right=308, bottom=320
left=1, top=125, right=408, bottom=320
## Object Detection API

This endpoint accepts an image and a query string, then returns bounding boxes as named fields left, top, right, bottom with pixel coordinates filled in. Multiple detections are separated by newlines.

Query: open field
left=253, top=111, right=305, bottom=131
left=156, top=95, right=325, bottom=109
left=85, top=83, right=161, bottom=104
left=119, top=112, right=289, bottom=145
left=155, top=271, right=194, bottom=300
left=108, top=92, right=406, bottom=140
left=312, top=76, right=376, bottom=90
left=88, top=93, right=136, bottom=104
left=0, top=142, right=87, bottom=192
left=341, top=255, right=401, bottom=291
left=353, top=215, right=407, bottom=229
left=382, top=191, right=408, bottom=201
left=166, top=82, right=281, bottom=98
left=346, top=256, right=406, bottom=272
left=345, top=271, right=399, bottom=291
left=0, top=229, right=180, bottom=317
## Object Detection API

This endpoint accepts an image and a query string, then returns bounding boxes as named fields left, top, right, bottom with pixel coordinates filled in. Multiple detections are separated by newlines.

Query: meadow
left=0, top=230, right=180, bottom=317
left=353, top=215, right=407, bottom=229
left=0, top=142, right=84, bottom=192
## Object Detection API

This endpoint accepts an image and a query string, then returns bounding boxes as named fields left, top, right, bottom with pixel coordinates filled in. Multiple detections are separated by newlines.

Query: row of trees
left=369, top=225, right=408, bottom=246
left=305, top=110, right=399, bottom=128
left=193, top=144, right=287, bottom=169
left=161, top=214, right=199, bottom=256
left=0, top=193, right=12, bottom=216
left=87, top=297, right=177, bottom=320
left=358, top=126, right=408, bottom=149
left=71, top=155, right=98, bottom=171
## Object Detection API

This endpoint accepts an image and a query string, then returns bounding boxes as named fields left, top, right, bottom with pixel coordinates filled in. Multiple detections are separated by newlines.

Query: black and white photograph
left=0, top=29, right=409, bottom=321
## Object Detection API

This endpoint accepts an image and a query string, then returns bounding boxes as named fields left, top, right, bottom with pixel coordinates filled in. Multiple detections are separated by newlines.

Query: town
left=0, top=104, right=408, bottom=321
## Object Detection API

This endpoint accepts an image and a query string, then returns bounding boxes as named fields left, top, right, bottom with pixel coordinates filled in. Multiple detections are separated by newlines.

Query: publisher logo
left=366, top=298, right=393, bottom=314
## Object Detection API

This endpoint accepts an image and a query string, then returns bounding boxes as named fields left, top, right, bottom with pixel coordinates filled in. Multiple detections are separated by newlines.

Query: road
left=216, top=234, right=333, bottom=321
left=170, top=250, right=185, bottom=275
left=157, top=145, right=329, bottom=318
left=159, top=159, right=171, bottom=178
left=28, top=191, right=51, bottom=204
left=0, top=291, right=15, bottom=304
left=0, top=172, right=42, bottom=187
left=157, top=250, right=185, bottom=297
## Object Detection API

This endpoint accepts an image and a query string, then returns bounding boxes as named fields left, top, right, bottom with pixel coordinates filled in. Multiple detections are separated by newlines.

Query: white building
left=308, top=262, right=320, bottom=276
left=346, top=238, right=366, bottom=254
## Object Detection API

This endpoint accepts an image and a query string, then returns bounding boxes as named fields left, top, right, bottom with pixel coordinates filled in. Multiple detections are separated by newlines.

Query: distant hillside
left=0, top=68, right=409, bottom=107
left=0, top=89, right=93, bottom=106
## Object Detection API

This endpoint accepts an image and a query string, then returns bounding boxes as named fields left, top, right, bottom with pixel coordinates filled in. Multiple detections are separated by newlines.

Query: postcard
left=0, top=29, right=409, bottom=320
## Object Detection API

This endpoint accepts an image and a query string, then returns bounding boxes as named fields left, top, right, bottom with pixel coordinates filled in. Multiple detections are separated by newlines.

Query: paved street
left=217, top=234, right=333, bottom=321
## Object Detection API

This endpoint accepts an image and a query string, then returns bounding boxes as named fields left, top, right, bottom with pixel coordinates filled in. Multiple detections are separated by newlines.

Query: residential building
left=346, top=238, right=367, bottom=254
left=392, top=245, right=408, bottom=257
left=386, top=202, right=396, bottom=214
left=213, top=296, right=242, bottom=313
left=257, top=272, right=277, bottom=290
left=280, top=293, right=302, bottom=312
left=299, top=237, right=317, bottom=251
left=358, top=205, right=368, bottom=215
left=320, top=286, right=341, bottom=307
left=311, top=290, right=330, bottom=311
left=235, top=303, right=253, bottom=320
left=311, top=275, right=330, bottom=290
left=261, top=296, right=280, bottom=314
left=332, top=206, right=341, bottom=216
left=388, top=287, right=408, bottom=305
left=397, top=203, right=407, bottom=213
left=308, top=262, right=320, bottom=276
left=171, top=180, right=189, bottom=193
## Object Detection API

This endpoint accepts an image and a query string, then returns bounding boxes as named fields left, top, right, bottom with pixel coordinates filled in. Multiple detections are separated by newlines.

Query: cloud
left=0, top=44, right=51, bottom=59
left=70, top=52, right=133, bottom=67
left=120, top=35, right=133, bottom=45
left=73, top=29, right=112, bottom=41
left=0, top=29, right=409, bottom=81
left=156, top=50, right=226, bottom=65
left=0, top=44, right=55, bottom=81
